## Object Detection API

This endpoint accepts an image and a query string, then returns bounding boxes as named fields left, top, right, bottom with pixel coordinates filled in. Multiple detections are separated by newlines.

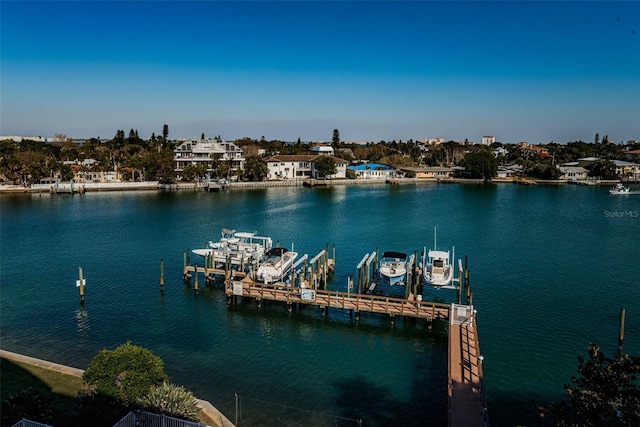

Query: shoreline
left=0, top=348, right=235, bottom=427
left=0, top=177, right=625, bottom=194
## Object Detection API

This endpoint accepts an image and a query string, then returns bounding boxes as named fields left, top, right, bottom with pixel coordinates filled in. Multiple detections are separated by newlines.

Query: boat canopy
left=428, top=250, right=450, bottom=260
left=234, top=232, right=256, bottom=238
left=381, top=251, right=407, bottom=260
left=265, top=247, right=288, bottom=257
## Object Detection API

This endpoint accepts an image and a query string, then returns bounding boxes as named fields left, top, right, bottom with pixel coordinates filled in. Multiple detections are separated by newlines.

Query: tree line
left=1, top=127, right=638, bottom=185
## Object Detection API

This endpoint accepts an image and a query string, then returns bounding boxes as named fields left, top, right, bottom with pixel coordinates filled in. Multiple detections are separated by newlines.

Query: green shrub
left=137, top=381, right=200, bottom=422
left=81, top=342, right=168, bottom=405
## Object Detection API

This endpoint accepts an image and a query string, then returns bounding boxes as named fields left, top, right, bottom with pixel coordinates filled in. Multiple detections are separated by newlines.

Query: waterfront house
left=174, top=138, right=244, bottom=179
left=558, top=166, right=589, bottom=181
left=265, top=155, right=348, bottom=180
left=74, top=170, right=121, bottom=183
left=347, top=163, right=394, bottom=179
left=612, top=160, right=640, bottom=180
left=394, top=166, right=454, bottom=179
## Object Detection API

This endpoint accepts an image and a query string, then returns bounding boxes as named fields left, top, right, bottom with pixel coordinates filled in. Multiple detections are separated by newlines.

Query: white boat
left=193, top=229, right=273, bottom=266
left=256, top=247, right=298, bottom=284
left=609, top=183, right=631, bottom=195
left=423, top=228, right=454, bottom=287
left=378, top=251, right=408, bottom=285
left=423, top=249, right=454, bottom=287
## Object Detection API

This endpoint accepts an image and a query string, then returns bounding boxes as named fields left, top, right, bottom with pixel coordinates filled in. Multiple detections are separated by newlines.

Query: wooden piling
left=77, top=267, right=85, bottom=305
left=618, top=307, right=626, bottom=356
left=332, top=244, right=336, bottom=268
left=194, top=264, right=199, bottom=295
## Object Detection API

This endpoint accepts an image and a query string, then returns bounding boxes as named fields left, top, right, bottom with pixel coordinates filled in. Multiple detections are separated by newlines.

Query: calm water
left=1, top=183, right=639, bottom=426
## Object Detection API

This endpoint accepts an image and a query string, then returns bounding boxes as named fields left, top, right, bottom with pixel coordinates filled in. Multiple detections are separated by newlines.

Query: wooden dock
left=448, top=304, right=488, bottom=426
left=181, top=251, right=487, bottom=426
left=225, top=278, right=450, bottom=320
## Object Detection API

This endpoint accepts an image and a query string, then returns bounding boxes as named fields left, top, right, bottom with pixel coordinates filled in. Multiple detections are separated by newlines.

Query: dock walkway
left=448, top=305, right=488, bottom=426
left=227, top=280, right=450, bottom=320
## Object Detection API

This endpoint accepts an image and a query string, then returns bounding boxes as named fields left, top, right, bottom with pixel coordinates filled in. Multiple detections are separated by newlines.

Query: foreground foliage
left=137, top=381, right=200, bottom=422
left=1, top=387, right=55, bottom=426
left=542, top=343, right=640, bottom=426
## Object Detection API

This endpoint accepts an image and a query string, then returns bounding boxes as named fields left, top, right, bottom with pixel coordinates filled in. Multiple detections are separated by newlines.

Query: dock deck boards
left=448, top=319, right=487, bottom=426
left=227, top=281, right=450, bottom=320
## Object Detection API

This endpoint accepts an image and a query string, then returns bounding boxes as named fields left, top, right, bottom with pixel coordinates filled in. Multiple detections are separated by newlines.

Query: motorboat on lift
left=256, top=247, right=298, bottom=284
left=193, top=229, right=273, bottom=266
left=378, top=251, right=408, bottom=285
left=423, top=228, right=454, bottom=287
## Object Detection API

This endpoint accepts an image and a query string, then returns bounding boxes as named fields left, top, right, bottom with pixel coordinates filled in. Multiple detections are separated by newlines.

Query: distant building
left=612, top=160, right=640, bottom=179
left=493, top=147, right=508, bottom=157
left=422, top=138, right=445, bottom=145
left=625, top=148, right=640, bottom=161
left=311, top=144, right=335, bottom=156
left=0, top=135, right=49, bottom=142
left=347, top=163, right=394, bottom=179
left=481, top=136, right=495, bottom=146
left=174, top=138, right=244, bottom=178
left=558, top=166, right=588, bottom=181
left=265, top=155, right=348, bottom=180
left=398, top=166, right=453, bottom=179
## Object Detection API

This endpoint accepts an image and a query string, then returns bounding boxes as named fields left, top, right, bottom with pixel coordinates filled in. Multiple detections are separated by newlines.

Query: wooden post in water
left=77, top=267, right=85, bottom=305
left=466, top=272, right=471, bottom=306
left=159, top=259, right=164, bottom=291
left=618, top=307, right=626, bottom=357
left=323, top=245, right=328, bottom=286
left=374, top=248, right=379, bottom=274
left=332, top=244, right=336, bottom=270
left=193, top=264, right=199, bottom=295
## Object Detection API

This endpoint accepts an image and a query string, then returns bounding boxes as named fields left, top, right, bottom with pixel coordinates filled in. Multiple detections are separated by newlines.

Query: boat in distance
left=256, top=247, right=298, bottom=284
left=378, top=251, right=409, bottom=285
left=609, top=183, right=639, bottom=195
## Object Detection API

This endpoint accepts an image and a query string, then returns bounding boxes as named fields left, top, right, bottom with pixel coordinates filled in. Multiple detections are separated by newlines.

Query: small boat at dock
left=423, top=228, right=455, bottom=287
left=423, top=249, right=454, bottom=287
left=193, top=229, right=273, bottom=266
left=256, top=247, right=298, bottom=284
left=378, top=251, right=409, bottom=285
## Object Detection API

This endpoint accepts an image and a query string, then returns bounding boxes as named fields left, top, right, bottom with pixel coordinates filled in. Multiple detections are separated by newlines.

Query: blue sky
left=2, top=1, right=639, bottom=143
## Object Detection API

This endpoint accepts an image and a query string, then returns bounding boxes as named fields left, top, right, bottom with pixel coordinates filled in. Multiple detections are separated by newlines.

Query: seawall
left=0, top=349, right=235, bottom=427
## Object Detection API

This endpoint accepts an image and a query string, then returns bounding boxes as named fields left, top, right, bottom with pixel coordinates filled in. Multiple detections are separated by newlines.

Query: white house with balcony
left=265, top=155, right=348, bottom=180
left=174, top=138, right=244, bottom=178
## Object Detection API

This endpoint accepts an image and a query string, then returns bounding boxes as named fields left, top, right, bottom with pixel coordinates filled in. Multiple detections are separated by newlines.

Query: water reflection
left=76, top=307, right=89, bottom=336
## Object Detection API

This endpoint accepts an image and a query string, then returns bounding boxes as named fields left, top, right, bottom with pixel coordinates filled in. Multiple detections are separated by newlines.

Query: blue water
left=1, top=183, right=639, bottom=426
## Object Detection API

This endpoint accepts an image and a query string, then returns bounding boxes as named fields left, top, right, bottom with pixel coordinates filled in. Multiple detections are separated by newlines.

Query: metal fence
left=234, top=394, right=362, bottom=427
left=11, top=419, right=52, bottom=427
left=113, top=410, right=208, bottom=427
